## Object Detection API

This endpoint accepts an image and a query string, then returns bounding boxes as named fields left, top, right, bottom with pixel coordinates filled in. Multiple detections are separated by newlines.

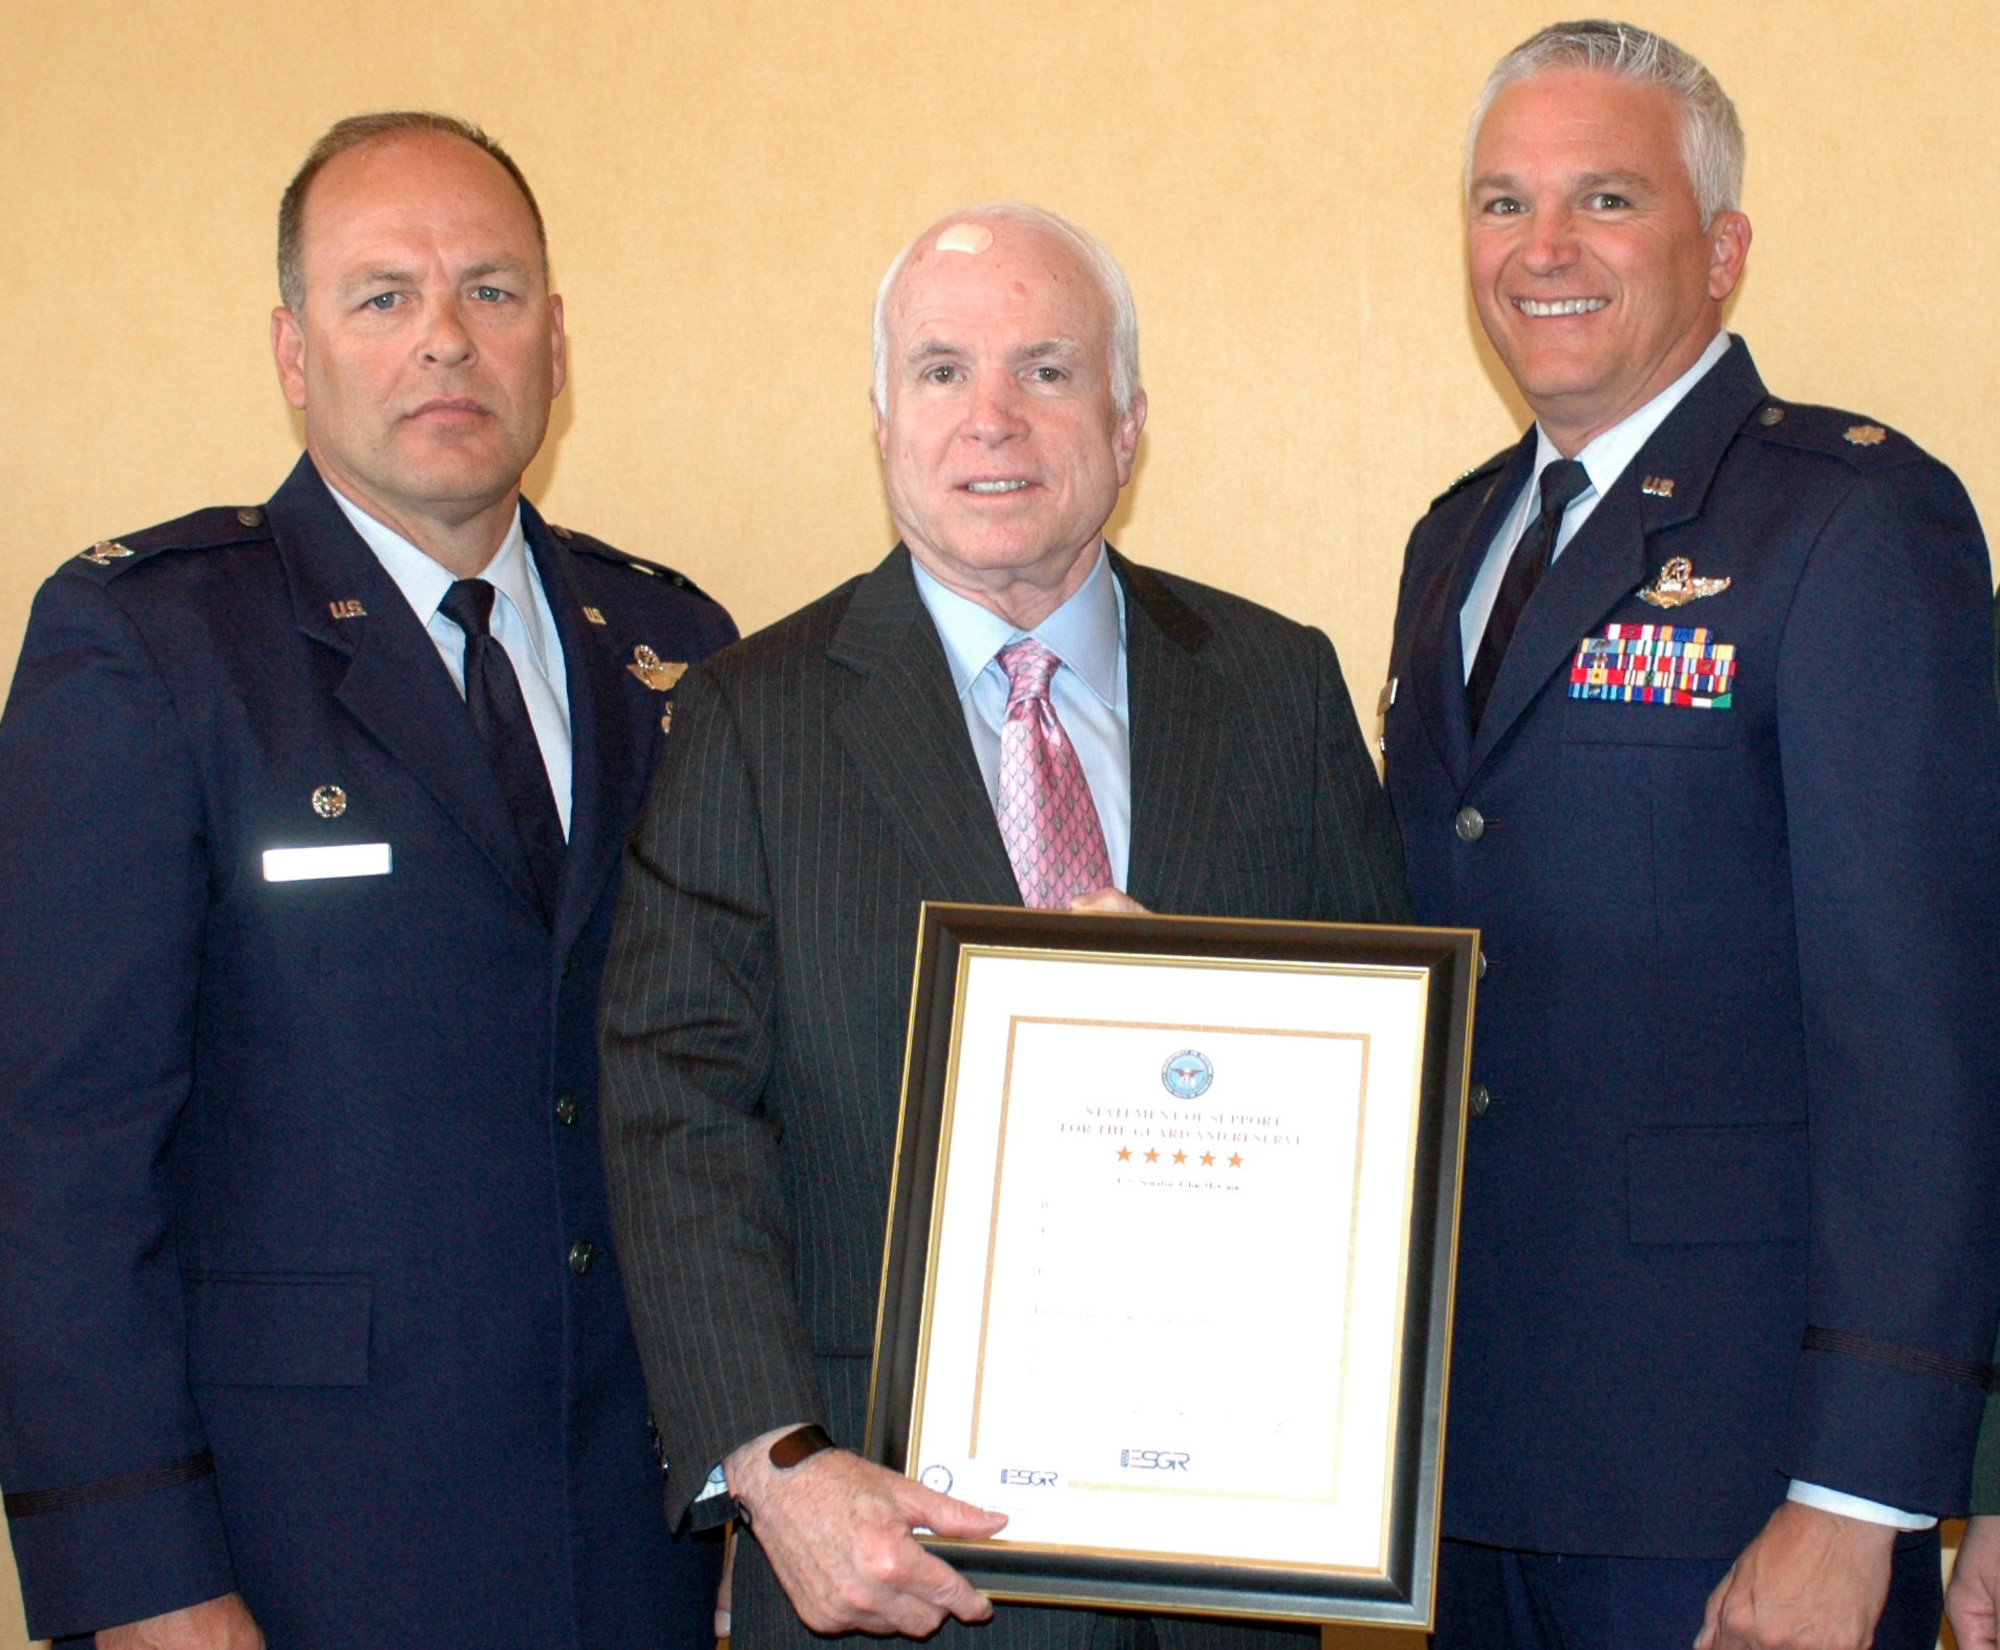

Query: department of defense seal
left=1161, top=1050, right=1214, bottom=1100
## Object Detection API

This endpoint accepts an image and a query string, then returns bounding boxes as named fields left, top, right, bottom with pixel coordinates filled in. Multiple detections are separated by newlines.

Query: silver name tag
left=262, top=843, right=393, bottom=882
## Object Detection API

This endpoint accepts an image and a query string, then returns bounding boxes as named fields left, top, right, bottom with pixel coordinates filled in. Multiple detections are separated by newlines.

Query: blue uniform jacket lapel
left=828, top=547, right=1023, bottom=907
left=522, top=504, right=646, bottom=956
left=1408, top=432, right=1537, bottom=793
left=266, top=454, right=546, bottom=921
left=1466, top=340, right=1772, bottom=781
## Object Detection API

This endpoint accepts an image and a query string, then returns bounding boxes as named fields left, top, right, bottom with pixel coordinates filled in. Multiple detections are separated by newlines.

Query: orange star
left=1228, top=1153, right=1244, bottom=1168
left=1172, top=1150, right=1187, bottom=1164
left=1200, top=1151, right=1215, bottom=1166
left=1116, top=1146, right=1131, bottom=1161
left=1144, top=1148, right=1160, bottom=1163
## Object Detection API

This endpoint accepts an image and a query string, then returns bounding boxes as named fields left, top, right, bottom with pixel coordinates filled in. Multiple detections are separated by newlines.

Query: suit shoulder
left=58, top=503, right=274, bottom=586
left=1742, top=398, right=1931, bottom=473
left=546, top=523, right=723, bottom=607
left=1428, top=448, right=1514, bottom=513
left=721, top=575, right=866, bottom=673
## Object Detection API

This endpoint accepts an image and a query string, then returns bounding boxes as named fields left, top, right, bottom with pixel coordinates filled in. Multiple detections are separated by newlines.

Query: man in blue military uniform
left=0, top=114, right=735, bottom=1646
left=1382, top=22, right=2000, bottom=1650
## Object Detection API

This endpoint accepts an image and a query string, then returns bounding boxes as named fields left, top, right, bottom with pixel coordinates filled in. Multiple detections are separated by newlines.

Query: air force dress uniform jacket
left=0, top=454, right=737, bottom=1644
left=1382, top=339, right=2000, bottom=1557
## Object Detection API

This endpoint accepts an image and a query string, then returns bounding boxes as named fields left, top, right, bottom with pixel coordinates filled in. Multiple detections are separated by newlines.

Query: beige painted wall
left=2, top=2, right=1995, bottom=1644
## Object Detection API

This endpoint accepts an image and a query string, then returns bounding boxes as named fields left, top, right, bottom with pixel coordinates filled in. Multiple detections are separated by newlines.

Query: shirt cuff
left=1786, top=1479, right=1936, bottom=1530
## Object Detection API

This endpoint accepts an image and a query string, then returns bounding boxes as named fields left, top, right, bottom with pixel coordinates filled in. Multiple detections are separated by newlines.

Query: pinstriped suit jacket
left=599, top=545, right=1408, bottom=1647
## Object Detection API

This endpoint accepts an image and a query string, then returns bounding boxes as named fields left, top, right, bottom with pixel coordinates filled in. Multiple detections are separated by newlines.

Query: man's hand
left=727, top=1429, right=1007, bottom=1636
left=1948, top=1515, right=2000, bottom=1650
left=97, top=1593, right=264, bottom=1650
left=1069, top=888, right=1147, bottom=915
left=1695, top=1501, right=1895, bottom=1650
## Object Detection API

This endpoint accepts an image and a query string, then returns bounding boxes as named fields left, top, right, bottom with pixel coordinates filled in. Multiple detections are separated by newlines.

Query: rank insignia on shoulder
left=628, top=644, right=687, bottom=691
left=1844, top=423, right=1888, bottom=447
left=1638, top=556, right=1731, bottom=609
left=1569, top=622, right=1736, bottom=708
left=79, top=540, right=135, bottom=567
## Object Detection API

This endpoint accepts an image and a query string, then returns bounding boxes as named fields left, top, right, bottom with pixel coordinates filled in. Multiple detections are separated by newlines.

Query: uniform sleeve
left=597, top=663, right=822, bottom=1524
left=1775, top=458, right=2000, bottom=1512
left=0, top=572, right=236, bottom=1637
left=1310, top=627, right=1412, bottom=925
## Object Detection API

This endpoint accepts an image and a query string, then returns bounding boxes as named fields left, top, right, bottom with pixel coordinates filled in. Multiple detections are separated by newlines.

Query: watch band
left=767, top=1422, right=835, bottom=1470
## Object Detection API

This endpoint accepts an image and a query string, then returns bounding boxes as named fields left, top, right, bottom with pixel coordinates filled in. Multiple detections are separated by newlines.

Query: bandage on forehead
left=934, top=223, right=994, bottom=255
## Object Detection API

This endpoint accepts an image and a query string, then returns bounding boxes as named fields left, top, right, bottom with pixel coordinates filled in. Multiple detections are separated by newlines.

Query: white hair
left=1466, top=19, right=1745, bottom=226
left=870, top=201, right=1142, bottom=417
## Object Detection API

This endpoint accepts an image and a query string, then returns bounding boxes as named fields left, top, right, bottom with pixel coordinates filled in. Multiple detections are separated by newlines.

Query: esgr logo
left=999, top=1467, right=1058, bottom=1487
left=1120, top=1448, right=1191, bottom=1471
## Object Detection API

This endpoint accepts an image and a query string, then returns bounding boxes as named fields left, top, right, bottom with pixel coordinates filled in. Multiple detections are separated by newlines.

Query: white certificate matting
left=905, top=947, right=1431, bottom=1574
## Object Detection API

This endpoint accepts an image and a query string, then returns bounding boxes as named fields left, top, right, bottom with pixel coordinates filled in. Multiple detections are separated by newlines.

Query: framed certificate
left=863, top=905, right=1477, bottom=1627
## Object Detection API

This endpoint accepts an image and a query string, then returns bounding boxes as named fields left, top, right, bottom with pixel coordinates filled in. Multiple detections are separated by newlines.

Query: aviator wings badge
left=628, top=644, right=688, bottom=692
left=1638, top=556, right=1732, bottom=609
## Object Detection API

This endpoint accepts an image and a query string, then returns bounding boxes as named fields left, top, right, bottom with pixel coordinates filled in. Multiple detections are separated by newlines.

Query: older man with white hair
left=1380, top=20, right=2000, bottom=1650
left=597, top=201, right=1409, bottom=1646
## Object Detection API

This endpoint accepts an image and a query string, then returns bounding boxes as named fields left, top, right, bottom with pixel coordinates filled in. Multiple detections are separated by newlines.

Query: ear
left=272, top=307, right=308, bottom=411
left=1705, top=211, right=1752, bottom=303
left=1112, top=388, right=1148, bottom=488
left=547, top=293, right=568, bottom=399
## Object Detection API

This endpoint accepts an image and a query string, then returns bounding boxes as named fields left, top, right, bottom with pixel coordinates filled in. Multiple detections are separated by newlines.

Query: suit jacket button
left=1455, top=806, right=1486, bottom=842
left=568, top=1240, right=599, bottom=1276
left=555, top=1092, right=579, bottom=1126
left=1468, top=1083, right=1491, bottom=1117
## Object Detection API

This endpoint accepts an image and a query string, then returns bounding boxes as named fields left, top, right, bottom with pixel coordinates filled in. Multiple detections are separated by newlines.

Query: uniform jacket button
left=1455, top=806, right=1486, bottom=842
left=1468, top=1083, right=1491, bottom=1117
left=568, top=1240, right=598, bottom=1276
left=555, top=1091, right=579, bottom=1126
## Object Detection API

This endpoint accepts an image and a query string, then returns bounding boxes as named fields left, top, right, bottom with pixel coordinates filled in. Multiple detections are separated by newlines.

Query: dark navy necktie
left=1466, top=457, right=1592, bottom=732
left=439, top=579, right=565, bottom=924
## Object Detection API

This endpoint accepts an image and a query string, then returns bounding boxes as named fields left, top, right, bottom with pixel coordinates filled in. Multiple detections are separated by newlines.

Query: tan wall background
left=3, top=1, right=1995, bottom=1643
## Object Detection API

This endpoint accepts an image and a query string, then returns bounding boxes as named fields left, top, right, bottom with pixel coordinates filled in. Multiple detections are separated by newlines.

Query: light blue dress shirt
left=909, top=544, right=1131, bottom=890
left=327, top=483, right=574, bottom=837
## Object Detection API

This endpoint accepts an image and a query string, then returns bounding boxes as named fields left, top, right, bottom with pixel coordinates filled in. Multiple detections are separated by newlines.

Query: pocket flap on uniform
left=184, top=1273, right=372, bottom=1386
left=1626, top=1125, right=1806, bottom=1244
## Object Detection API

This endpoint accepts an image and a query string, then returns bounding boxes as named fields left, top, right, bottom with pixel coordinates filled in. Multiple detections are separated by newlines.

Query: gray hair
left=278, top=111, right=546, bottom=313
left=871, top=202, right=1142, bottom=417
left=1466, top=20, right=1744, bottom=226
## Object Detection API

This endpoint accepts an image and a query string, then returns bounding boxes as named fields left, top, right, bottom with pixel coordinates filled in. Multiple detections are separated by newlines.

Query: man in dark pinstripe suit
left=599, top=202, right=1408, bottom=1648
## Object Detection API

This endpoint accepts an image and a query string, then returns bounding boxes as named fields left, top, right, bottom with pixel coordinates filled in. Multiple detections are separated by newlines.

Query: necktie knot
left=440, top=578, right=497, bottom=640
left=998, top=638, right=1062, bottom=709
left=1537, top=458, right=1591, bottom=524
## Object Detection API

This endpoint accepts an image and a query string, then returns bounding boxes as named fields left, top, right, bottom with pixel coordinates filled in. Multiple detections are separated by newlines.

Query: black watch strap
left=768, top=1422, right=835, bottom=1470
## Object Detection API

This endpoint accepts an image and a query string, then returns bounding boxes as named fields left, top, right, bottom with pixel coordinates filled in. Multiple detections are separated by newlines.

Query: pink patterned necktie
left=994, top=638, right=1115, bottom=909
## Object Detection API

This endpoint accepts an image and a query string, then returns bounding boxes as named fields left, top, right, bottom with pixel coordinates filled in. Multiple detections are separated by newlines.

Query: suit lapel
left=523, top=504, right=646, bottom=954
left=1466, top=339, right=1770, bottom=777
left=828, top=548, right=1021, bottom=906
left=1113, top=553, right=1228, bottom=912
left=267, top=455, right=543, bottom=919
left=1408, top=434, right=1536, bottom=793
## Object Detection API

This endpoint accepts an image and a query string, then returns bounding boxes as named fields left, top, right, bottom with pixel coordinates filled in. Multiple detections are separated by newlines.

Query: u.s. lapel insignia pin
left=1639, top=556, right=1732, bottom=609
left=328, top=599, right=366, bottom=620
left=628, top=644, right=688, bottom=692
left=79, top=540, right=134, bottom=567
left=581, top=606, right=607, bottom=626
left=1640, top=475, right=1675, bottom=498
